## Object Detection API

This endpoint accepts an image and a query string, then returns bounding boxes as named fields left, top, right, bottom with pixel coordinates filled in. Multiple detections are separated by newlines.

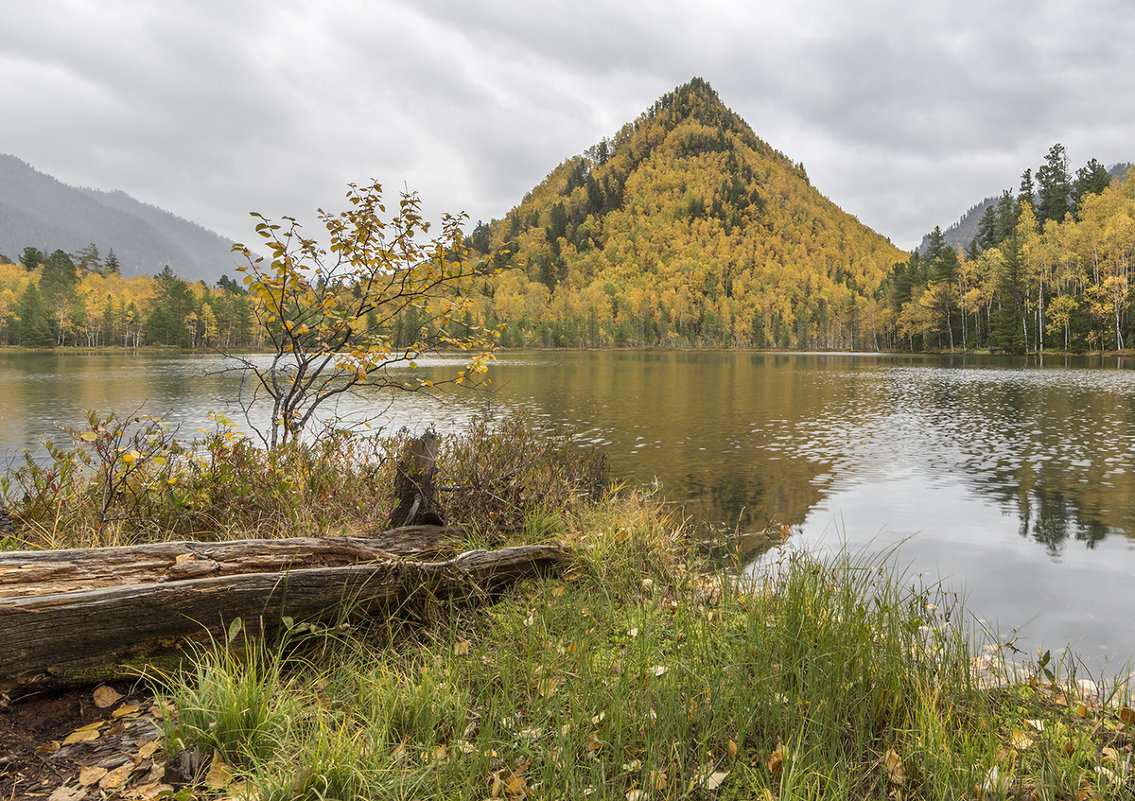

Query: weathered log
left=0, top=525, right=464, bottom=599
left=0, top=536, right=570, bottom=694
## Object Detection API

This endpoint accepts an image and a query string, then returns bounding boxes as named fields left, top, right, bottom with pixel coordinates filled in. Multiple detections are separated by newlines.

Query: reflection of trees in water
left=1015, top=482, right=1110, bottom=556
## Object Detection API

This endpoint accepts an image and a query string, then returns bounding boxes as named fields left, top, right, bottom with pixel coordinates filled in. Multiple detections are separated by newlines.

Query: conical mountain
left=467, top=78, right=906, bottom=349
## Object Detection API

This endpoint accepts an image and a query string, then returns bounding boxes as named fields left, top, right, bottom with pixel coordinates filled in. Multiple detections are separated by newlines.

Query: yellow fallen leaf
left=625, top=791, right=648, bottom=801
left=78, top=765, right=108, bottom=786
left=650, top=769, right=668, bottom=790
left=74, top=720, right=107, bottom=733
left=453, top=639, right=471, bottom=656
left=884, top=748, right=905, bottom=785
left=1075, top=704, right=1090, bottom=719
left=205, top=756, right=234, bottom=789
left=1010, top=727, right=1033, bottom=750
left=1119, top=706, right=1135, bottom=725
left=727, top=739, right=738, bottom=759
left=62, top=728, right=100, bottom=745
left=112, top=704, right=141, bottom=719
left=767, top=743, right=784, bottom=777
left=36, top=740, right=61, bottom=753
left=92, top=685, right=123, bottom=709
left=1025, top=719, right=1045, bottom=731
left=99, top=762, right=134, bottom=791
left=136, top=740, right=160, bottom=761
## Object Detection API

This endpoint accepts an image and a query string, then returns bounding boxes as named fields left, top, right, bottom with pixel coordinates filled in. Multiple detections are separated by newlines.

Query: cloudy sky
left=3, top=0, right=1133, bottom=251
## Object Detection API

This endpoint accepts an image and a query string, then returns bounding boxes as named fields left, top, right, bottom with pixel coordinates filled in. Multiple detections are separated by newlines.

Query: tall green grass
left=155, top=492, right=1134, bottom=799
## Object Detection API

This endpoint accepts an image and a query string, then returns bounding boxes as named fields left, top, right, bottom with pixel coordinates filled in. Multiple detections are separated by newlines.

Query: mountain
left=0, top=154, right=243, bottom=283
left=467, top=78, right=906, bottom=350
left=917, top=161, right=1133, bottom=255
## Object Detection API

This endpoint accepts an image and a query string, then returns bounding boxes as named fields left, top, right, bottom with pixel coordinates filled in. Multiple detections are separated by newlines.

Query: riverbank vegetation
left=2, top=418, right=1132, bottom=799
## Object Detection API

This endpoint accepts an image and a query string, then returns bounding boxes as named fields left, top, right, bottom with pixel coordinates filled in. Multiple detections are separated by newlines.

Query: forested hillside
left=883, top=145, right=1135, bottom=353
left=463, top=79, right=906, bottom=349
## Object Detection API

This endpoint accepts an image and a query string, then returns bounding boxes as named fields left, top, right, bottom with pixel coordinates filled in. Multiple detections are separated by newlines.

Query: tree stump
left=0, top=502, right=15, bottom=539
left=389, top=430, right=443, bottom=528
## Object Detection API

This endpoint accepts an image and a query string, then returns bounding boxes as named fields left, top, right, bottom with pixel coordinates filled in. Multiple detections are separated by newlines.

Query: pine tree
left=1036, top=143, right=1072, bottom=224
left=15, top=282, right=54, bottom=346
left=1072, top=158, right=1112, bottom=214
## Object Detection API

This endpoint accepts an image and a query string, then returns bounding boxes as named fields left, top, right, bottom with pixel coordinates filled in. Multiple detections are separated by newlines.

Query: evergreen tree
left=995, top=190, right=1019, bottom=242
left=975, top=204, right=1000, bottom=252
left=144, top=266, right=195, bottom=346
left=73, top=242, right=101, bottom=272
left=19, top=247, right=45, bottom=271
left=1072, top=158, right=1112, bottom=213
left=1036, top=143, right=1072, bottom=224
left=104, top=249, right=121, bottom=275
left=15, top=282, right=54, bottom=346
left=1018, top=169, right=1036, bottom=210
left=992, top=236, right=1026, bottom=354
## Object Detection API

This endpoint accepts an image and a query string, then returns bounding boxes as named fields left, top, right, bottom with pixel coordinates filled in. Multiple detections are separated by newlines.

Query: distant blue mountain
left=0, top=154, right=243, bottom=283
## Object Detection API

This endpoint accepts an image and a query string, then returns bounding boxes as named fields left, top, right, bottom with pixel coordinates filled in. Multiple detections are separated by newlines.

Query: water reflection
left=4, top=349, right=1135, bottom=663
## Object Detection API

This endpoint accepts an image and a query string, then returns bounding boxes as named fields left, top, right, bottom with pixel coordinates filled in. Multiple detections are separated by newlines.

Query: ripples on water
left=3, top=350, right=1135, bottom=668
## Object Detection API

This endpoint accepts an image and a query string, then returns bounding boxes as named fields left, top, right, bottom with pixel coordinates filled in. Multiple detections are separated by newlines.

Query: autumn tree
left=227, top=181, right=497, bottom=448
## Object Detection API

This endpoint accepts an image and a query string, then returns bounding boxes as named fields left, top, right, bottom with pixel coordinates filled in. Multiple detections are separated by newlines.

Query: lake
left=2, top=349, right=1134, bottom=670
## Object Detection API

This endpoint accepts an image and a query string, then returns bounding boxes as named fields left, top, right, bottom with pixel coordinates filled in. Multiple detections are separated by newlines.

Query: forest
left=882, top=146, right=1135, bottom=353
left=2, top=81, right=1133, bottom=355
left=0, top=245, right=258, bottom=349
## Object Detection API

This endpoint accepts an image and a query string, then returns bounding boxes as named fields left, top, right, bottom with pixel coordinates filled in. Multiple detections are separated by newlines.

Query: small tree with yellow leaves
left=228, top=182, right=497, bottom=449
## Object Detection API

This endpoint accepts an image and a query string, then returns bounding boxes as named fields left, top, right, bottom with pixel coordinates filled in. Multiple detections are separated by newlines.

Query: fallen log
left=0, top=532, right=570, bottom=694
left=0, top=525, right=465, bottom=599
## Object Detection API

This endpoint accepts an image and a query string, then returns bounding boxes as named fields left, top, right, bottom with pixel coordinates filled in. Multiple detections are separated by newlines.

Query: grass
left=3, top=415, right=1132, bottom=797
left=152, top=492, right=1132, bottom=800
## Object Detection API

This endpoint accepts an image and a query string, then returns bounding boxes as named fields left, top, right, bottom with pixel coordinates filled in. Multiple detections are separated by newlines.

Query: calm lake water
left=2, top=349, right=1134, bottom=669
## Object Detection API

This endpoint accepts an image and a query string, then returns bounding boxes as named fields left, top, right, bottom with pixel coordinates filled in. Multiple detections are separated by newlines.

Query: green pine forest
left=2, top=79, right=1134, bottom=354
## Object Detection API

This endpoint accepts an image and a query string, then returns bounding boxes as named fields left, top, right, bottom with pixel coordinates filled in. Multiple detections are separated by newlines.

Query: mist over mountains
left=0, top=154, right=243, bottom=283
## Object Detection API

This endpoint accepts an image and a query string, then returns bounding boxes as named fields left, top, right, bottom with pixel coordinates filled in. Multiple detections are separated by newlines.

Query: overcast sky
left=3, top=0, right=1133, bottom=252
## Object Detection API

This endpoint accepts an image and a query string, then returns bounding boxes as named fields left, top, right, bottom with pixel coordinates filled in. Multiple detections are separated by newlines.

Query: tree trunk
left=389, top=431, right=442, bottom=527
left=0, top=531, right=570, bottom=693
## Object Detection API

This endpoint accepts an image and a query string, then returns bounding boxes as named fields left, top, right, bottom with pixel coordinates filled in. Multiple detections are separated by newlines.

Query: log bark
left=0, top=533, right=569, bottom=694
left=0, top=525, right=464, bottom=599
left=389, top=431, right=443, bottom=528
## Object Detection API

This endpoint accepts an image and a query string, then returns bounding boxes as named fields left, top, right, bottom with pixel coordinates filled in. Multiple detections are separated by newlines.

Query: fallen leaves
left=92, top=685, right=123, bottom=709
left=62, top=721, right=105, bottom=745
left=687, top=763, right=728, bottom=792
left=883, top=747, right=905, bottom=785
left=488, top=761, right=535, bottom=799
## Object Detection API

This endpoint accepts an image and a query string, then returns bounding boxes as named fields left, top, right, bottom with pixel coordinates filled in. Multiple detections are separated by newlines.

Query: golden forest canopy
left=465, top=77, right=906, bottom=348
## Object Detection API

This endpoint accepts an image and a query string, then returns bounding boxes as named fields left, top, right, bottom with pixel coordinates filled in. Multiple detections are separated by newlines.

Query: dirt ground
left=0, top=681, right=168, bottom=801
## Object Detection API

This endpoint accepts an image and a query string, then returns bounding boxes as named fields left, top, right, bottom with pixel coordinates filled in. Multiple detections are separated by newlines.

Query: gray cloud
left=2, top=0, right=1133, bottom=253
